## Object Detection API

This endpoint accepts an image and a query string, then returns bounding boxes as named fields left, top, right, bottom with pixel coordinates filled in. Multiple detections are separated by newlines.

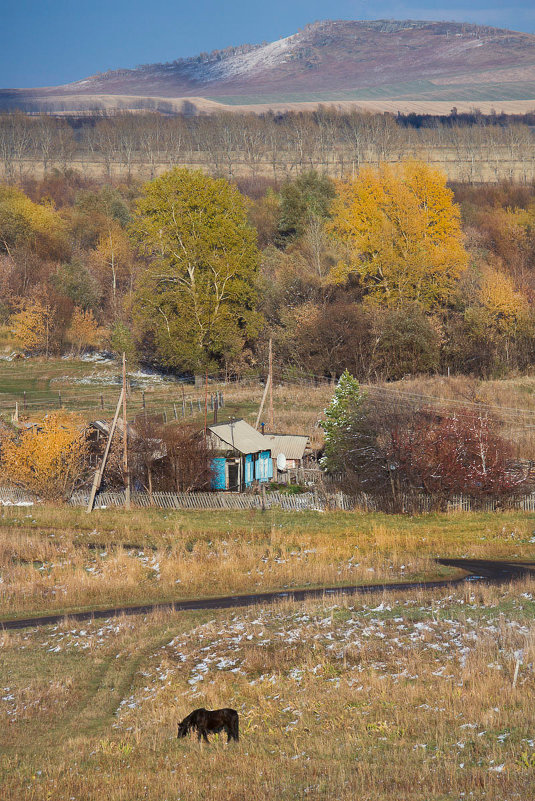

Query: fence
left=69, top=489, right=355, bottom=512
left=350, top=491, right=535, bottom=513
left=0, top=375, right=226, bottom=422
left=3, top=485, right=535, bottom=513
left=274, top=468, right=341, bottom=486
left=0, top=486, right=36, bottom=504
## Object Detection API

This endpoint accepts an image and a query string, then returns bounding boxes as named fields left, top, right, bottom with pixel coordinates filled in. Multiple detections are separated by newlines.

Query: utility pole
left=87, top=388, right=124, bottom=513
left=122, top=353, right=131, bottom=510
left=268, top=337, right=274, bottom=430
left=255, top=373, right=270, bottom=430
left=204, top=369, right=208, bottom=435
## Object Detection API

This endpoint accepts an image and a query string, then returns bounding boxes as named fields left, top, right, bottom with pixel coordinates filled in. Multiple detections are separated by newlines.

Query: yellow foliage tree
left=11, top=300, right=52, bottom=354
left=328, top=161, right=468, bottom=308
left=478, top=266, right=529, bottom=330
left=66, top=307, right=107, bottom=355
left=0, top=185, right=65, bottom=259
left=0, top=412, right=88, bottom=499
left=89, top=222, right=134, bottom=312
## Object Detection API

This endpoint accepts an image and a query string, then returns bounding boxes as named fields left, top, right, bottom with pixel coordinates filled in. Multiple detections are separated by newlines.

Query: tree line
left=2, top=161, right=535, bottom=381
left=1, top=109, right=535, bottom=183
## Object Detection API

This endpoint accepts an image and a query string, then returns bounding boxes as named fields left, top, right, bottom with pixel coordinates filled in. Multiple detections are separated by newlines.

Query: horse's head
left=177, top=718, right=191, bottom=738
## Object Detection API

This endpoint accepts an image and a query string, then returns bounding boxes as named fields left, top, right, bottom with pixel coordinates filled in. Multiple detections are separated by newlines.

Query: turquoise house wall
left=211, top=457, right=227, bottom=490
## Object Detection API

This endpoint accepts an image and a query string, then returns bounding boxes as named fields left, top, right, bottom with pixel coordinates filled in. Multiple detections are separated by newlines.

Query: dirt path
left=2, top=559, right=534, bottom=631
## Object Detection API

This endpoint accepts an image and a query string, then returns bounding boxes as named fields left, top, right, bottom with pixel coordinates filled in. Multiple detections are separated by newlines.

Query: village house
left=206, top=419, right=273, bottom=491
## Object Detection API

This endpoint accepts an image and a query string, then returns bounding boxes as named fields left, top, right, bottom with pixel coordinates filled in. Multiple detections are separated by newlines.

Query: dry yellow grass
left=1, top=579, right=535, bottom=800
left=1, top=501, right=535, bottom=620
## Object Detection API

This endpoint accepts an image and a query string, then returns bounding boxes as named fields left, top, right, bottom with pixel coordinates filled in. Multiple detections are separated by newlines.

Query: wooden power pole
left=254, top=373, right=270, bottom=430
left=86, top=388, right=124, bottom=513
left=268, top=337, right=274, bottom=430
left=122, top=353, right=131, bottom=510
left=204, top=369, right=208, bottom=435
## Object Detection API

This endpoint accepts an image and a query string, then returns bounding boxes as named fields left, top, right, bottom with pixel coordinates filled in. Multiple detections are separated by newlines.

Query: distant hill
left=3, top=20, right=535, bottom=114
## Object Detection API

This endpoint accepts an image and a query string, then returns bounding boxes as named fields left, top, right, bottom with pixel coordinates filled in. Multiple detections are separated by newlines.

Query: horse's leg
left=202, top=730, right=209, bottom=743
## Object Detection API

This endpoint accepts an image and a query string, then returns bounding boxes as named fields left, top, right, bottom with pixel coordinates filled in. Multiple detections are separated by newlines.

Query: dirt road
left=2, top=559, right=534, bottom=631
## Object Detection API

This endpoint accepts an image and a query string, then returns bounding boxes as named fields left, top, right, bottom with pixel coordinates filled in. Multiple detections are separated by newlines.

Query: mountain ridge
left=2, top=19, right=535, bottom=114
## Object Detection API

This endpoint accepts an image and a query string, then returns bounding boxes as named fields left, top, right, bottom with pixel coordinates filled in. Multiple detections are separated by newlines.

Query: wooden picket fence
left=350, top=491, right=535, bottom=513
left=3, top=485, right=535, bottom=514
left=68, top=489, right=354, bottom=512
left=0, top=486, right=36, bottom=504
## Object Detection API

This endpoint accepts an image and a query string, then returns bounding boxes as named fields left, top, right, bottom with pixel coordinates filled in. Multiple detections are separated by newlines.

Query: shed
left=207, top=419, right=273, bottom=491
left=263, top=433, right=309, bottom=471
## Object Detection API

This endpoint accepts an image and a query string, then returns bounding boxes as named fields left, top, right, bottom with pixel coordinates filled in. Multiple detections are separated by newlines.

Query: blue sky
left=2, top=0, right=535, bottom=88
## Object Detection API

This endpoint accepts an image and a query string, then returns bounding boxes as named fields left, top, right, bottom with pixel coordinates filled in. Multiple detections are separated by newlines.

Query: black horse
left=177, top=708, right=239, bottom=743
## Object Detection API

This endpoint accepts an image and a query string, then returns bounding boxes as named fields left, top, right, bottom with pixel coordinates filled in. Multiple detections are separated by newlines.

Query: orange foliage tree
left=0, top=412, right=89, bottom=499
left=11, top=299, right=53, bottom=354
left=66, top=307, right=107, bottom=355
left=329, top=161, right=468, bottom=308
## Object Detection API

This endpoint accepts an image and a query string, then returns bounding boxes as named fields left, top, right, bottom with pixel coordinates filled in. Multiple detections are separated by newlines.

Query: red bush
left=388, top=409, right=526, bottom=498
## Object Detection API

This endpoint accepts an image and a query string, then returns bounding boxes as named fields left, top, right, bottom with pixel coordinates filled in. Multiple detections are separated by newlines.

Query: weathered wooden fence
left=68, top=488, right=535, bottom=513
left=350, top=491, right=535, bottom=513
left=0, top=486, right=36, bottom=504
left=3, top=485, right=535, bottom=513
left=69, top=489, right=353, bottom=511
left=274, top=468, right=341, bottom=485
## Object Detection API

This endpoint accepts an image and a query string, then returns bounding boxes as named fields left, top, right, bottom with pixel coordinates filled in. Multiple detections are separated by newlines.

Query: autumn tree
left=11, top=299, right=53, bottom=354
left=288, top=302, right=374, bottom=380
left=53, top=259, right=101, bottom=312
left=0, top=185, right=66, bottom=260
left=0, top=412, right=89, bottom=499
left=372, top=305, right=442, bottom=379
left=388, top=409, right=528, bottom=501
left=66, top=307, right=106, bottom=355
left=329, top=161, right=468, bottom=308
left=161, top=424, right=213, bottom=493
left=90, top=222, right=134, bottom=313
left=131, top=168, right=261, bottom=372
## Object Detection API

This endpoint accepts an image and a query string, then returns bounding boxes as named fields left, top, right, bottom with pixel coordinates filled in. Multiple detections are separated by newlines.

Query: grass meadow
left=1, top=504, right=535, bottom=620
left=2, top=362, right=535, bottom=798
left=1, top=578, right=535, bottom=800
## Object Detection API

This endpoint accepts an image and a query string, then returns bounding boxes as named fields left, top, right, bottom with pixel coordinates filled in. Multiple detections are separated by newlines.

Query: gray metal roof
left=263, top=434, right=309, bottom=460
left=207, top=419, right=269, bottom=455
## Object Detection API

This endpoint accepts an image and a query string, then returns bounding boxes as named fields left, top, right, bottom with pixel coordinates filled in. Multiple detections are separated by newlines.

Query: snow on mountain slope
left=181, top=34, right=299, bottom=83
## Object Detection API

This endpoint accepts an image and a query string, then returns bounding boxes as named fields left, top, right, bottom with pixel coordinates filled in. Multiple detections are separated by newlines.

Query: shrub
left=0, top=411, right=89, bottom=499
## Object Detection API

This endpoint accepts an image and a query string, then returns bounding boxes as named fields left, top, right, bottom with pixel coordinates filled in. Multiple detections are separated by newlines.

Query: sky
left=1, top=0, right=535, bottom=88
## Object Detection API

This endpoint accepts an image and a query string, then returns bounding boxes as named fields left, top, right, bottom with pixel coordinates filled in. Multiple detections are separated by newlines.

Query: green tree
left=374, top=305, right=442, bottom=379
left=52, top=259, right=101, bottom=311
left=321, top=370, right=369, bottom=474
left=131, top=168, right=261, bottom=372
left=277, top=170, right=335, bottom=244
left=110, top=320, right=137, bottom=363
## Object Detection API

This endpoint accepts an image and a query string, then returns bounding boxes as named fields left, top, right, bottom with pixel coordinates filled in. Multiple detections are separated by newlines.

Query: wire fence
left=5, top=366, right=535, bottom=430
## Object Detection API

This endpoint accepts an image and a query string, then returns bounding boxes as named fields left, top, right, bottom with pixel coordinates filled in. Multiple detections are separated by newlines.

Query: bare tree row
left=1, top=109, right=535, bottom=183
